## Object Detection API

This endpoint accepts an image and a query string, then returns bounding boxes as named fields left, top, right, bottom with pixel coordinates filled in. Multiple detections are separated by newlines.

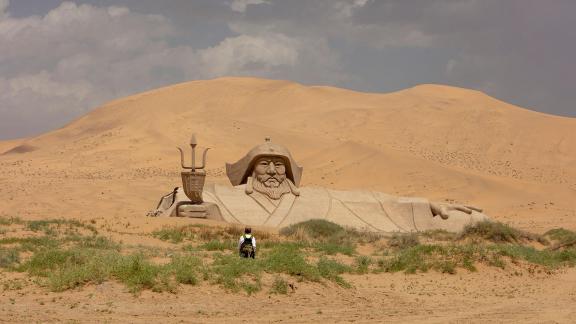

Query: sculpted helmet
left=226, top=138, right=303, bottom=187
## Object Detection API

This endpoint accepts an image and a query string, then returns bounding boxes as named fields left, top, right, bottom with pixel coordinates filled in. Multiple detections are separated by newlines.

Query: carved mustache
left=257, top=174, right=285, bottom=183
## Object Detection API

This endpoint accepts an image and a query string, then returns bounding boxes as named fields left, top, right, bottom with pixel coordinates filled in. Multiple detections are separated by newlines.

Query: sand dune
left=0, top=77, right=575, bottom=232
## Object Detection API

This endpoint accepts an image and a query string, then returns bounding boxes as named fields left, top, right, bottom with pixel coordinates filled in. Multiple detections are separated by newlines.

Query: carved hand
left=430, top=202, right=483, bottom=220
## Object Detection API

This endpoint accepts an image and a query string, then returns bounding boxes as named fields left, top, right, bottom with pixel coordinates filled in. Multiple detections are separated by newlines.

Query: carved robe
left=154, top=183, right=489, bottom=233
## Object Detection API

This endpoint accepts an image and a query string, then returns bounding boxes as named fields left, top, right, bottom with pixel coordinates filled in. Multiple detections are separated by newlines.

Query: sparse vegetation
left=388, top=232, right=420, bottom=249
left=316, top=257, right=351, bottom=287
left=280, top=219, right=346, bottom=239
left=459, top=221, right=548, bottom=245
left=152, top=226, right=195, bottom=243
left=0, top=218, right=575, bottom=295
left=153, top=224, right=272, bottom=244
left=270, top=276, right=289, bottom=294
left=312, top=241, right=355, bottom=256
left=26, top=219, right=97, bottom=235
left=545, top=228, right=576, bottom=250
left=355, top=256, right=372, bottom=274
left=0, top=248, right=20, bottom=268
left=199, top=239, right=235, bottom=251
left=0, top=216, right=23, bottom=225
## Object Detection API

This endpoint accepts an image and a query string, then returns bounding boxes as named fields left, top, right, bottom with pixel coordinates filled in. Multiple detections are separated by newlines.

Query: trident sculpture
left=177, top=134, right=210, bottom=204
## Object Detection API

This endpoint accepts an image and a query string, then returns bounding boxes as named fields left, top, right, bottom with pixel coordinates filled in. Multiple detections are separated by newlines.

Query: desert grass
left=387, top=232, right=420, bottom=249
left=1, top=218, right=576, bottom=294
left=0, top=215, right=23, bottom=225
left=545, top=228, right=576, bottom=250
left=459, top=221, right=548, bottom=244
left=269, top=276, right=289, bottom=294
left=152, top=223, right=273, bottom=244
left=26, top=219, right=98, bottom=235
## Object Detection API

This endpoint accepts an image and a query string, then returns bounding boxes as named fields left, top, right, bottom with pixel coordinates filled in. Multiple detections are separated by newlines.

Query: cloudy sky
left=1, top=0, right=575, bottom=139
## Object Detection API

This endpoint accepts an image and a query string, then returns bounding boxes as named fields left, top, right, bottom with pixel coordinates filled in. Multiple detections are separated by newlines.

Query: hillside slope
left=0, top=77, right=574, bottom=231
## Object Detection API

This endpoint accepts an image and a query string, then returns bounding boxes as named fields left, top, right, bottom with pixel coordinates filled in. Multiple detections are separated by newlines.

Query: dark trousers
left=240, top=250, right=255, bottom=258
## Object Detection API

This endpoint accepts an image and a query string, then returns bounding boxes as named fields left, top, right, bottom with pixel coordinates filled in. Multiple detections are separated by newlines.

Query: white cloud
left=0, top=1, right=345, bottom=139
left=0, top=2, right=199, bottom=138
left=334, top=0, right=371, bottom=18
left=7, top=71, right=92, bottom=102
left=230, top=0, right=270, bottom=13
left=199, top=33, right=299, bottom=77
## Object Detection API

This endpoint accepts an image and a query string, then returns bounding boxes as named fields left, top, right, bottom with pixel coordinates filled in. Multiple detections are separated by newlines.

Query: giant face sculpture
left=250, top=156, right=294, bottom=200
left=226, top=139, right=302, bottom=200
left=253, top=156, right=287, bottom=188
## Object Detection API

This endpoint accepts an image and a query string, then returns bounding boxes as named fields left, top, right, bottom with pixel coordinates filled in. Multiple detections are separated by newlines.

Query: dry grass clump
left=545, top=228, right=576, bottom=250
left=388, top=232, right=420, bottom=249
left=269, top=276, right=289, bottom=294
left=279, top=219, right=346, bottom=239
left=278, top=219, right=383, bottom=256
left=0, top=216, right=23, bottom=226
left=279, top=219, right=359, bottom=256
left=459, top=221, right=548, bottom=245
left=153, top=224, right=274, bottom=244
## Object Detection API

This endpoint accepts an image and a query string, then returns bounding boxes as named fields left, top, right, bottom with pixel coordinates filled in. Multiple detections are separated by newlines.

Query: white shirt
left=238, top=234, right=256, bottom=251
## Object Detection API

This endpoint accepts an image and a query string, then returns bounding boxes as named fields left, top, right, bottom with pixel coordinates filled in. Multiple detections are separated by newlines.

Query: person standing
left=238, top=227, right=256, bottom=258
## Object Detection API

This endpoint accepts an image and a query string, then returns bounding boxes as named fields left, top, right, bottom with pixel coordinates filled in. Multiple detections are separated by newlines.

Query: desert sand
left=1, top=77, right=575, bottom=323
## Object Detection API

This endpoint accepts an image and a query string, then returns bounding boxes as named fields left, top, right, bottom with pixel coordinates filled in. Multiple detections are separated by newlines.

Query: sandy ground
left=2, top=266, right=575, bottom=323
left=1, top=77, right=575, bottom=322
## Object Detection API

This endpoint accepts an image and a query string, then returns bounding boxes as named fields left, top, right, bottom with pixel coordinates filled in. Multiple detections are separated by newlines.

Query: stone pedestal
left=176, top=202, right=208, bottom=218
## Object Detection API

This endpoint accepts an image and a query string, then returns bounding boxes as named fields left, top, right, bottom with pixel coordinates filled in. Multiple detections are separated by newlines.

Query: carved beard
left=251, top=173, right=292, bottom=200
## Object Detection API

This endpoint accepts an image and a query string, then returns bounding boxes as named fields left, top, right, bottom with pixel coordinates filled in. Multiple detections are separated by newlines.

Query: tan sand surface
left=1, top=265, right=575, bottom=323
left=0, top=77, right=575, bottom=322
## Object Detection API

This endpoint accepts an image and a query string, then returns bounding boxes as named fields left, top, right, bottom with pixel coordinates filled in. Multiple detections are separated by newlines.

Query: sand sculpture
left=149, top=135, right=490, bottom=232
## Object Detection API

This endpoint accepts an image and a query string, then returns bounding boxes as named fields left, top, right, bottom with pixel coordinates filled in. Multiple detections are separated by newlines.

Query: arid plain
left=1, top=77, right=575, bottom=323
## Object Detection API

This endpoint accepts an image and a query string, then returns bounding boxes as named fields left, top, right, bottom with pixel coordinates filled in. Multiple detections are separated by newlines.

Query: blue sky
left=1, top=0, right=574, bottom=139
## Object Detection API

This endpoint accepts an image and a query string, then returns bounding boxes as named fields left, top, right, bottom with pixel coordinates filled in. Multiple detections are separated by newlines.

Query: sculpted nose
left=266, top=162, right=276, bottom=175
